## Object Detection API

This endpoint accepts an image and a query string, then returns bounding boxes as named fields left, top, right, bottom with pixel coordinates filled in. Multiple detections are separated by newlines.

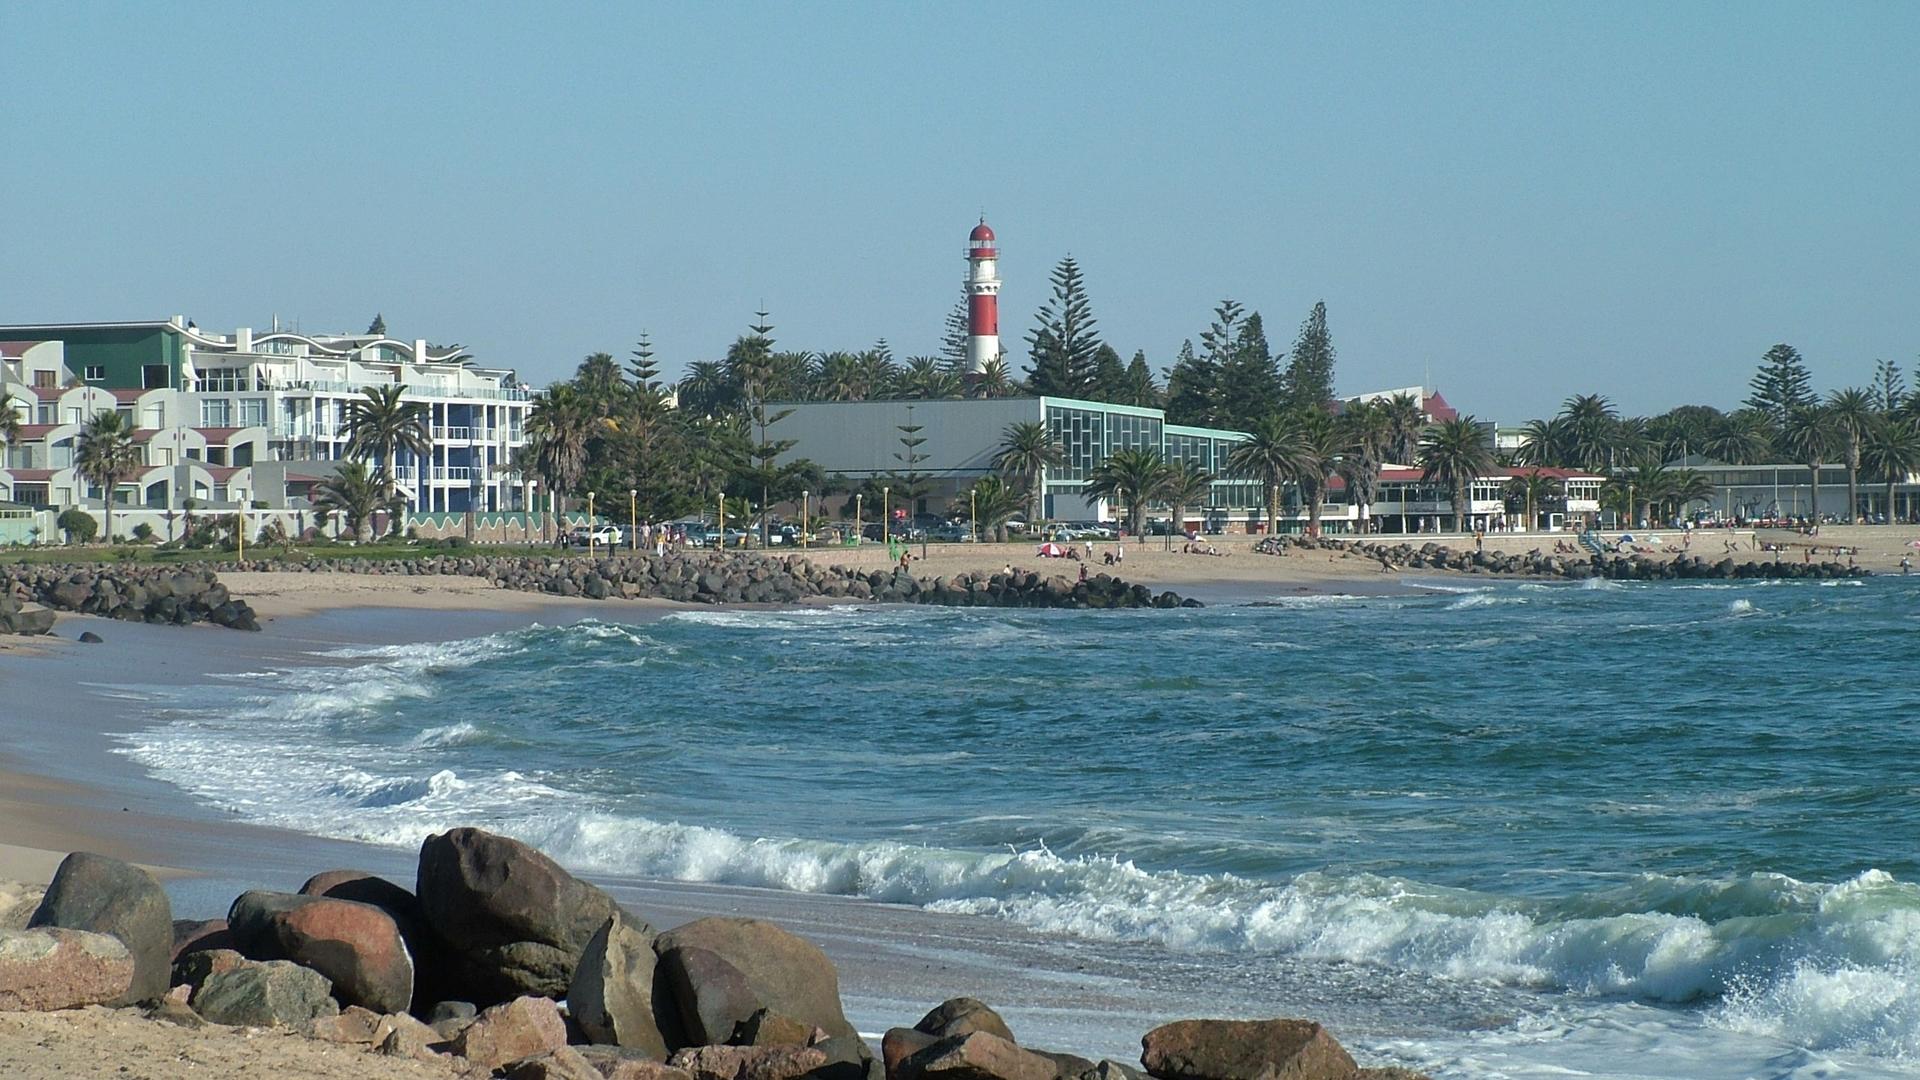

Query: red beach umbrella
left=1037, top=542, right=1067, bottom=557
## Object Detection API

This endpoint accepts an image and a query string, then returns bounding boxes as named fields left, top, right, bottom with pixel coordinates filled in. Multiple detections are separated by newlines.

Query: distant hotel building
left=0, top=317, right=532, bottom=538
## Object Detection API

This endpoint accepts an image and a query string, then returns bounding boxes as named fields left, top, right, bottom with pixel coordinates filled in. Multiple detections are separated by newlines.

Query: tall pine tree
left=1164, top=340, right=1216, bottom=426
left=1123, top=350, right=1161, bottom=408
left=1090, top=344, right=1129, bottom=404
left=1282, top=301, right=1337, bottom=412
left=1024, top=256, right=1102, bottom=398
left=941, top=290, right=971, bottom=372
left=1745, top=343, right=1813, bottom=425
left=1215, top=310, right=1282, bottom=429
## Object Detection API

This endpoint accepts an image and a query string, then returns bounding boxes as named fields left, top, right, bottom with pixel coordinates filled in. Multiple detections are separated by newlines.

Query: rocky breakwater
left=1262, top=535, right=1869, bottom=582
left=0, top=564, right=260, bottom=634
left=215, top=551, right=1202, bottom=610
left=1, top=828, right=1425, bottom=1079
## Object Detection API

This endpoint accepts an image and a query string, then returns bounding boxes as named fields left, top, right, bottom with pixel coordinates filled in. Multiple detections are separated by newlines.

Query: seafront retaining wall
left=1266, top=535, right=1869, bottom=581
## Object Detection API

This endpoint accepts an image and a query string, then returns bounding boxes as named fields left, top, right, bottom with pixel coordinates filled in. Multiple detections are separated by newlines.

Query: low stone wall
left=1264, top=535, right=1869, bottom=581
left=211, top=552, right=1200, bottom=610
left=1, top=566, right=261, bottom=633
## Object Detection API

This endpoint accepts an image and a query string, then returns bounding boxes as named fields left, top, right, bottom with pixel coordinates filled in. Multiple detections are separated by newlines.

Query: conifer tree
left=1123, top=351, right=1161, bottom=408
left=629, top=333, right=662, bottom=393
left=1091, top=344, right=1129, bottom=404
left=941, top=291, right=971, bottom=371
left=367, top=313, right=387, bottom=336
left=1282, top=301, right=1337, bottom=412
left=1215, top=310, right=1282, bottom=429
left=1745, top=344, right=1814, bottom=425
left=1164, top=340, right=1216, bottom=427
left=1024, top=256, right=1102, bottom=398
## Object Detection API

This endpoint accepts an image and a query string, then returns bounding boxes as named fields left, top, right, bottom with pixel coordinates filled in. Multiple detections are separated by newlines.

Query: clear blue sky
left=4, top=2, right=1915, bottom=420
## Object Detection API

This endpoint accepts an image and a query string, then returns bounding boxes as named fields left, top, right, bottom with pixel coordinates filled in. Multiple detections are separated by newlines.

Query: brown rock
left=884, top=1028, right=940, bottom=1075
left=147, top=997, right=212, bottom=1029
left=569, top=913, right=672, bottom=1057
left=300, top=868, right=444, bottom=1009
left=450, top=995, right=570, bottom=1068
left=896, top=1032, right=1056, bottom=1080
left=0, top=927, right=136, bottom=1011
left=228, top=890, right=414, bottom=1014
left=736, top=1008, right=814, bottom=1047
left=1030, top=1050, right=1096, bottom=1080
left=655, top=917, right=854, bottom=1043
left=416, top=827, right=630, bottom=1003
left=915, top=998, right=1014, bottom=1043
left=1139, top=1019, right=1356, bottom=1080
left=658, top=944, right=762, bottom=1047
left=28, top=852, right=173, bottom=1005
left=172, top=947, right=247, bottom=993
left=377, top=1010, right=447, bottom=1061
left=578, top=1045, right=699, bottom=1080
left=503, top=1046, right=608, bottom=1080
left=307, top=1004, right=382, bottom=1044
left=170, top=918, right=234, bottom=962
left=668, top=1044, right=830, bottom=1080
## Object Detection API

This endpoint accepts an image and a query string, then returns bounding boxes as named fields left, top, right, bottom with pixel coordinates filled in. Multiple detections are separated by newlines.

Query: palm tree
left=75, top=410, right=143, bottom=543
left=524, top=384, right=599, bottom=542
left=1863, top=416, right=1920, bottom=523
left=956, top=475, right=1022, bottom=541
left=1560, top=394, right=1620, bottom=472
left=1418, top=416, right=1496, bottom=532
left=1618, top=460, right=1673, bottom=527
left=1777, top=405, right=1836, bottom=521
left=1292, top=411, right=1343, bottom=537
left=1380, top=393, right=1425, bottom=463
left=343, top=385, right=432, bottom=531
left=312, top=461, right=385, bottom=541
left=811, top=352, right=865, bottom=402
left=1703, top=409, right=1775, bottom=465
left=971, top=357, right=1015, bottom=399
left=677, top=361, right=734, bottom=415
left=1665, top=469, right=1715, bottom=522
left=1083, top=447, right=1170, bottom=538
left=1227, top=414, right=1311, bottom=536
left=1503, top=469, right=1562, bottom=532
left=1827, top=388, right=1877, bottom=521
left=1337, top=401, right=1391, bottom=532
left=898, top=357, right=961, bottom=400
left=1515, top=416, right=1573, bottom=467
left=1161, top=460, right=1214, bottom=547
left=0, top=391, right=23, bottom=457
left=993, top=421, right=1064, bottom=528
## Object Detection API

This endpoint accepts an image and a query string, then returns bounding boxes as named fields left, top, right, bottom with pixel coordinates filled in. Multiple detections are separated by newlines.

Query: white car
left=572, top=525, right=625, bottom=547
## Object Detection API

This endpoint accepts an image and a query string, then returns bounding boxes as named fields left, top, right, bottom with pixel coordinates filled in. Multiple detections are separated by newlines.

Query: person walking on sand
left=1902, top=554, right=1912, bottom=575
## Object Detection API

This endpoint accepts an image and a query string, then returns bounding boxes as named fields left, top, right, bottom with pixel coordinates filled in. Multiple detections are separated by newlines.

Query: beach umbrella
left=1619, top=533, right=1635, bottom=542
left=1907, top=539, right=1920, bottom=549
left=1647, top=535, right=1663, bottom=544
left=1037, top=542, right=1067, bottom=557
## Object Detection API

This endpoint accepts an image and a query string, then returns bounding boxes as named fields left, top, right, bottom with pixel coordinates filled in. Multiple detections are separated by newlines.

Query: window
left=142, top=365, right=169, bottom=390
left=237, top=399, right=266, bottom=427
left=207, top=447, right=228, bottom=466
left=200, top=368, right=247, bottom=392
left=13, top=484, right=48, bottom=506
left=200, top=399, right=232, bottom=427
left=32, top=370, right=55, bottom=389
left=35, top=403, right=54, bottom=424
left=84, top=365, right=105, bottom=381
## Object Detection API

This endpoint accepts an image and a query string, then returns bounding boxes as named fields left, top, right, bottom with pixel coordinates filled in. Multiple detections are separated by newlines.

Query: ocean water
left=114, top=576, right=1920, bottom=1078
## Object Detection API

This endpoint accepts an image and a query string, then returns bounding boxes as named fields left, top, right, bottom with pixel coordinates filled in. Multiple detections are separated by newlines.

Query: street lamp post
left=970, top=488, right=977, bottom=543
left=717, top=493, right=725, bottom=547
left=629, top=488, right=637, bottom=551
left=801, top=490, right=809, bottom=550
left=883, top=487, right=890, bottom=547
left=854, top=494, right=863, bottom=545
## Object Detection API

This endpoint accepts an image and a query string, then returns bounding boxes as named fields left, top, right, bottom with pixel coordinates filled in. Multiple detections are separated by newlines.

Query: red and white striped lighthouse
left=965, top=218, right=1000, bottom=374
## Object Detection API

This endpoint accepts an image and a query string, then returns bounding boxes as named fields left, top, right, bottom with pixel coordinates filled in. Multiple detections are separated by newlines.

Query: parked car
left=572, top=525, right=625, bottom=547
left=928, top=524, right=974, bottom=542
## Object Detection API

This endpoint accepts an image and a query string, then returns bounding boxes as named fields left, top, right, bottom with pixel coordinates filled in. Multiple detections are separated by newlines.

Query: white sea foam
left=1728, top=598, right=1760, bottom=616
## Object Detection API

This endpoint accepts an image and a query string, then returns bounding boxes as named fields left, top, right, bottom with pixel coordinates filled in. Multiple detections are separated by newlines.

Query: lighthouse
left=964, top=218, right=1000, bottom=374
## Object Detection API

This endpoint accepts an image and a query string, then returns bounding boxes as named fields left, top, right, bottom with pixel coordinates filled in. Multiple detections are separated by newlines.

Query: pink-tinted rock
left=170, top=918, right=233, bottom=962
left=1140, top=1019, right=1357, bottom=1080
left=502, top=1046, right=606, bottom=1080
left=449, top=995, right=569, bottom=1068
left=884, top=1028, right=940, bottom=1075
left=667, top=1044, right=830, bottom=1080
left=895, top=1032, right=1055, bottom=1080
left=228, top=890, right=414, bottom=1014
left=377, top=1010, right=446, bottom=1061
left=577, top=1046, right=698, bottom=1080
left=654, top=917, right=853, bottom=1043
left=307, top=1004, right=382, bottom=1044
left=0, top=927, right=135, bottom=1011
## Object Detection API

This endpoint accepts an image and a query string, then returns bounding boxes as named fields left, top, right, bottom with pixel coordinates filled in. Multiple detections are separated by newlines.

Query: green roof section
left=0, top=321, right=185, bottom=390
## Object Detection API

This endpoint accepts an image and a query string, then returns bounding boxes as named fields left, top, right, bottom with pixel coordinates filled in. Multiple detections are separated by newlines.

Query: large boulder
left=190, top=958, right=340, bottom=1028
left=654, top=917, right=853, bottom=1043
left=1139, top=1019, right=1356, bottom=1080
left=169, top=918, right=233, bottom=962
left=298, top=869, right=444, bottom=1009
left=0, top=927, right=135, bottom=1010
left=895, top=1032, right=1057, bottom=1080
left=171, top=947, right=248, bottom=994
left=569, top=913, right=674, bottom=1057
left=227, top=890, right=413, bottom=1013
left=448, top=995, right=570, bottom=1068
left=915, top=998, right=1014, bottom=1043
left=27, top=852, right=172, bottom=1005
left=658, top=944, right=763, bottom=1048
left=416, top=827, right=627, bottom=1002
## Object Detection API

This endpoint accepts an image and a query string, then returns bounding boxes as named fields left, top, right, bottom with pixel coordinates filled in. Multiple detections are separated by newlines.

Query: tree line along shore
left=0, top=828, right=1426, bottom=1080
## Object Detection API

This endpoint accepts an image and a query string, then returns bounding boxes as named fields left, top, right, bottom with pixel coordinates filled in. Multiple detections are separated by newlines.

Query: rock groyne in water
left=1, top=566, right=261, bottom=633
left=1263, top=535, right=1869, bottom=582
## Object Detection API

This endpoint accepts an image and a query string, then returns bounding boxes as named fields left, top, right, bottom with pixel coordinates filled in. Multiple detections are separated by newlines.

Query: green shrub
left=56, top=509, right=98, bottom=544
left=131, top=523, right=155, bottom=542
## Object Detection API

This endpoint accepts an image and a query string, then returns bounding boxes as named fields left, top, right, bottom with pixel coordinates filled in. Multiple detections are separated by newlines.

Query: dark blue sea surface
left=119, top=576, right=1920, bottom=1077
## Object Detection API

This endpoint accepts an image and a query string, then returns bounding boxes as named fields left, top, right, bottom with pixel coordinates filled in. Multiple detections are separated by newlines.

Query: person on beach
left=1902, top=555, right=1912, bottom=575
left=1078, top=562, right=1089, bottom=582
